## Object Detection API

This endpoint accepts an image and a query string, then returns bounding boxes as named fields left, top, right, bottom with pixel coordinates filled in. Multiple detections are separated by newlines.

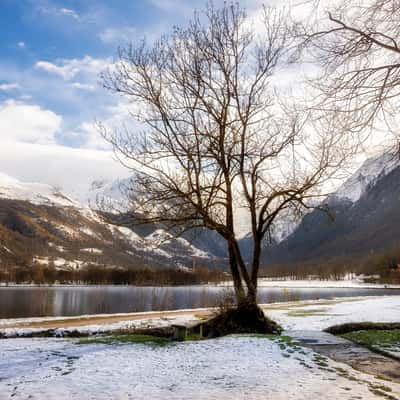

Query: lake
left=1, top=285, right=400, bottom=319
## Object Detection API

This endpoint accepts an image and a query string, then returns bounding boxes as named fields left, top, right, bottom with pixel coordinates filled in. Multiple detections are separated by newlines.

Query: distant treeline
left=260, top=245, right=400, bottom=283
left=0, top=264, right=227, bottom=286
left=2, top=243, right=400, bottom=285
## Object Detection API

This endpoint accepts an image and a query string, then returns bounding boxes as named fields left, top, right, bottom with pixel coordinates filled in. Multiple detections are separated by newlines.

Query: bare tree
left=300, top=0, right=400, bottom=151
left=101, top=3, right=355, bottom=308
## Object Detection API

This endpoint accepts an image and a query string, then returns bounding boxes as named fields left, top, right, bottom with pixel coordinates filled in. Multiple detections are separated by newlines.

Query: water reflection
left=1, top=285, right=400, bottom=318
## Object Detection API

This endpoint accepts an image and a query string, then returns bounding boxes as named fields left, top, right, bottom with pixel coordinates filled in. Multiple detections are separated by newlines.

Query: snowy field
left=265, top=295, right=400, bottom=330
left=220, top=279, right=400, bottom=289
left=1, top=296, right=400, bottom=399
left=1, top=335, right=400, bottom=400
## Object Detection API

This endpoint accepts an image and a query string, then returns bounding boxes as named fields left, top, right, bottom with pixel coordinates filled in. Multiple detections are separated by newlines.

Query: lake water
left=1, top=285, right=400, bottom=319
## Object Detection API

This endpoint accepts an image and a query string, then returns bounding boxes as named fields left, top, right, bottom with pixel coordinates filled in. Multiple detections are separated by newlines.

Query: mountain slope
left=2, top=149, right=399, bottom=274
left=0, top=173, right=223, bottom=271
left=264, top=153, right=400, bottom=265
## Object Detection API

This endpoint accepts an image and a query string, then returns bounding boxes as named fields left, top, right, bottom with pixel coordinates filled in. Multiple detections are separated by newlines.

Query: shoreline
left=1, top=279, right=400, bottom=289
left=0, top=295, right=396, bottom=333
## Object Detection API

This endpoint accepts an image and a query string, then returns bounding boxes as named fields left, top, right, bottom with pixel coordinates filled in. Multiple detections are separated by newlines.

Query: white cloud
left=60, top=8, right=80, bottom=20
left=0, top=99, right=127, bottom=197
left=0, top=140, right=127, bottom=200
left=17, top=41, right=25, bottom=49
left=0, top=100, right=62, bottom=144
left=0, top=83, right=19, bottom=91
left=72, top=121, right=109, bottom=150
left=71, top=82, right=96, bottom=91
left=98, top=27, right=138, bottom=44
left=35, top=61, right=70, bottom=79
left=35, top=56, right=107, bottom=80
left=148, top=0, right=195, bottom=14
left=69, top=100, right=137, bottom=151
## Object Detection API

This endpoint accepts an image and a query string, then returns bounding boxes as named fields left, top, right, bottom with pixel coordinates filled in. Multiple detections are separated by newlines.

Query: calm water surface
left=1, top=285, right=400, bottom=318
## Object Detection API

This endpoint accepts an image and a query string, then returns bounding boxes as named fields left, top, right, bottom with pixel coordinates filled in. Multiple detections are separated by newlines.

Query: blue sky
left=0, top=0, right=216, bottom=194
left=0, top=0, right=201, bottom=144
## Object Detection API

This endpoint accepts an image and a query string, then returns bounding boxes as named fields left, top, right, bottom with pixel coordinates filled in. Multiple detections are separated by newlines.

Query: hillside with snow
left=265, top=151, right=400, bottom=266
left=0, top=173, right=222, bottom=273
left=335, top=152, right=400, bottom=202
left=1, top=149, right=399, bottom=273
left=0, top=172, right=77, bottom=208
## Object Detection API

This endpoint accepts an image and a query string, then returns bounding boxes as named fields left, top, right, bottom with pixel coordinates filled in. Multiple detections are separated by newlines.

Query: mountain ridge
left=0, top=150, right=398, bottom=274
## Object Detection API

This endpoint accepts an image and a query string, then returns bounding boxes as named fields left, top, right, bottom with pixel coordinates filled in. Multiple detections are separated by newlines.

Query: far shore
left=1, top=279, right=400, bottom=289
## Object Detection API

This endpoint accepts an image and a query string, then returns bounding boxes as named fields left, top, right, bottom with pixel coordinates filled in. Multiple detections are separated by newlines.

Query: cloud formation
left=35, top=56, right=107, bottom=80
left=98, top=27, right=138, bottom=44
left=59, top=8, right=80, bottom=21
left=0, top=83, right=20, bottom=91
left=0, top=100, right=62, bottom=144
left=0, top=98, right=126, bottom=196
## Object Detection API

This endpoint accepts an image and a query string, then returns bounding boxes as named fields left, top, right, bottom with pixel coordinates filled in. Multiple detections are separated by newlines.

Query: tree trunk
left=228, top=242, right=245, bottom=303
left=227, top=239, right=259, bottom=307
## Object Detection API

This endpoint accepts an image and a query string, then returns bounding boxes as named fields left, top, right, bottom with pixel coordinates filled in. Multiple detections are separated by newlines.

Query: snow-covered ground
left=219, top=278, right=400, bottom=289
left=266, top=296, right=400, bottom=330
left=1, top=335, right=400, bottom=400
left=1, top=296, right=400, bottom=399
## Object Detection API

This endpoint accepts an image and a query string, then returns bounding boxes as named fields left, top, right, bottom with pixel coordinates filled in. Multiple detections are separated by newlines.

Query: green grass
left=339, top=329, right=400, bottom=361
left=78, top=334, right=171, bottom=346
left=325, top=322, right=400, bottom=335
left=341, top=329, right=400, bottom=348
left=184, top=333, right=205, bottom=341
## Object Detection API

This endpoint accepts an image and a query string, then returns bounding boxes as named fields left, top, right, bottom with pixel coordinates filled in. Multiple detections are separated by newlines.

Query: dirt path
left=0, top=309, right=213, bottom=330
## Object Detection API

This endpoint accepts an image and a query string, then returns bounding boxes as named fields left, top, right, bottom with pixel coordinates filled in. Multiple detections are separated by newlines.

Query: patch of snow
left=57, top=224, right=78, bottom=238
left=176, top=237, right=210, bottom=258
left=146, top=229, right=173, bottom=245
left=79, top=227, right=99, bottom=239
left=270, top=208, right=304, bottom=243
left=83, top=177, right=131, bottom=210
left=54, top=258, right=68, bottom=267
left=48, top=243, right=66, bottom=252
left=80, top=248, right=103, bottom=255
left=335, top=151, right=400, bottom=202
left=2, top=245, right=12, bottom=254
left=266, top=296, right=400, bottom=331
left=33, top=257, right=85, bottom=270
left=151, top=247, right=173, bottom=259
left=0, top=172, right=78, bottom=207
left=33, top=256, right=50, bottom=265
left=116, top=226, right=143, bottom=245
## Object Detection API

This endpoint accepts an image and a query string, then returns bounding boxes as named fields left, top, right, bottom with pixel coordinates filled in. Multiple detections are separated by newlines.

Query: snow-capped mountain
left=1, top=148, right=398, bottom=273
left=265, top=150, right=400, bottom=266
left=86, top=176, right=300, bottom=244
left=0, top=172, right=78, bottom=208
left=0, top=173, right=221, bottom=272
left=86, top=151, right=399, bottom=246
left=266, top=151, right=400, bottom=244
left=335, top=152, right=400, bottom=202
left=84, top=177, right=132, bottom=209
